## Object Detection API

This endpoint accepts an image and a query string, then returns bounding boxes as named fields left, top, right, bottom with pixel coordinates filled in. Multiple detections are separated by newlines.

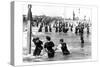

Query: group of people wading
left=32, top=20, right=90, bottom=58
left=36, top=20, right=90, bottom=47
left=32, top=36, right=70, bottom=58
left=37, top=21, right=72, bottom=33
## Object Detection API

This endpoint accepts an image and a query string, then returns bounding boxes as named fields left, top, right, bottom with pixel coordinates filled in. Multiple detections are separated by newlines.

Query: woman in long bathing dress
left=32, top=37, right=43, bottom=56
left=44, top=36, right=55, bottom=58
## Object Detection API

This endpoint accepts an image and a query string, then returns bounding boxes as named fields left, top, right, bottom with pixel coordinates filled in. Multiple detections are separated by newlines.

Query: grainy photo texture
left=22, top=3, right=91, bottom=62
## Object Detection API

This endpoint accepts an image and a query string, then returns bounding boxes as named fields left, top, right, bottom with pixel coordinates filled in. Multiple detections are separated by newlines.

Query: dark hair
left=36, top=37, right=39, bottom=40
left=46, top=36, right=51, bottom=41
left=60, top=39, right=64, bottom=42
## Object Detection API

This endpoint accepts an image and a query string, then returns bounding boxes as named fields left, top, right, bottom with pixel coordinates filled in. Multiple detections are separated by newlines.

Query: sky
left=22, top=3, right=92, bottom=20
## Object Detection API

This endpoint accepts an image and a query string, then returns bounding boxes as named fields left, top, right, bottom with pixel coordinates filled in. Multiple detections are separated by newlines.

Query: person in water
left=59, top=39, right=70, bottom=55
left=32, top=37, right=43, bottom=56
left=44, top=36, right=55, bottom=58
